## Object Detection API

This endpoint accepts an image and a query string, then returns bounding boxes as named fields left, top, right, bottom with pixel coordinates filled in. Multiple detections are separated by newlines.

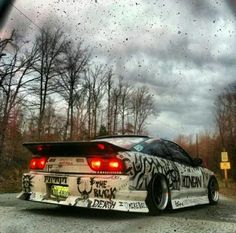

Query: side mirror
left=192, top=158, right=203, bottom=167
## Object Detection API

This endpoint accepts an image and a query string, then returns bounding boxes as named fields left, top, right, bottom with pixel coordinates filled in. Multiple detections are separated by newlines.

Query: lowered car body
left=17, top=135, right=219, bottom=214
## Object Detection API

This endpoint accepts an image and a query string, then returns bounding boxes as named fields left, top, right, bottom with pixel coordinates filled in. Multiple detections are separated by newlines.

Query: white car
left=17, top=135, right=219, bottom=214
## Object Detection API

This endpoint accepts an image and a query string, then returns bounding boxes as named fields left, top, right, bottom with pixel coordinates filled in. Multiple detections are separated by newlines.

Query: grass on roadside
left=0, top=166, right=24, bottom=193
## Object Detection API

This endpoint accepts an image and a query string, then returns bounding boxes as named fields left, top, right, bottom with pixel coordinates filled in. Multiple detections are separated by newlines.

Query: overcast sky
left=2, top=0, right=236, bottom=139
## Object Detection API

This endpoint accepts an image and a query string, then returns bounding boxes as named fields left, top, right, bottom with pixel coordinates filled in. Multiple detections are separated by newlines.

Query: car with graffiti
left=17, top=135, right=219, bottom=215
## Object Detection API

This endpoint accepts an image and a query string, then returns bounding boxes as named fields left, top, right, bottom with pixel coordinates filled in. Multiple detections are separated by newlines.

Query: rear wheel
left=208, top=177, right=219, bottom=205
left=146, top=175, right=169, bottom=215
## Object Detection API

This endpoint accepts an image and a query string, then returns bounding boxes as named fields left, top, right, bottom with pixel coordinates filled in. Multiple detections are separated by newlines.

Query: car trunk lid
left=24, top=141, right=128, bottom=174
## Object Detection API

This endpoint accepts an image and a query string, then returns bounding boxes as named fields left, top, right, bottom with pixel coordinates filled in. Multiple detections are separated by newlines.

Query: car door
left=132, top=139, right=181, bottom=191
left=163, top=140, right=205, bottom=207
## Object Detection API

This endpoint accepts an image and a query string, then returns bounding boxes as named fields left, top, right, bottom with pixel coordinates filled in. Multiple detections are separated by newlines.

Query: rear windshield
left=93, top=137, right=149, bottom=149
left=131, top=139, right=171, bottom=159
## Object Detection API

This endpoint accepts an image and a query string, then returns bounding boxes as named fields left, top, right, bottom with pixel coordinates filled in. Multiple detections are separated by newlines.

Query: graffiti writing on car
left=202, top=170, right=210, bottom=187
left=174, top=200, right=184, bottom=208
left=44, top=176, right=67, bottom=185
left=93, top=180, right=117, bottom=199
left=119, top=152, right=181, bottom=191
left=77, top=177, right=95, bottom=200
left=92, top=199, right=116, bottom=209
left=22, top=175, right=34, bottom=193
left=94, top=188, right=117, bottom=199
left=119, top=201, right=146, bottom=209
left=95, top=180, right=107, bottom=188
left=182, top=176, right=201, bottom=188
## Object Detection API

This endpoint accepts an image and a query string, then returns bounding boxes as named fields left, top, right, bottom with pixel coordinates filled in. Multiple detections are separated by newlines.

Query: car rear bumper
left=17, top=172, right=148, bottom=213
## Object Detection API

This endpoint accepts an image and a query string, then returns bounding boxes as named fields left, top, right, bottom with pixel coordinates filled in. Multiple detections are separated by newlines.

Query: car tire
left=146, top=175, right=170, bottom=215
left=208, top=176, right=219, bottom=205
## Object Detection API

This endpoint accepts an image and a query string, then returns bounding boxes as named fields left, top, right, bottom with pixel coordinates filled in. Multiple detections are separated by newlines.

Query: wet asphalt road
left=0, top=194, right=236, bottom=233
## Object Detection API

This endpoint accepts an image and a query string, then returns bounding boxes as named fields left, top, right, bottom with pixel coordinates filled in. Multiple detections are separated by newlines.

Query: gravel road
left=0, top=193, right=236, bottom=233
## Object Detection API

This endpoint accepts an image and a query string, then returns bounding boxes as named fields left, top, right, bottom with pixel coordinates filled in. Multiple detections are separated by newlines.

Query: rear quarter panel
left=118, top=151, right=181, bottom=191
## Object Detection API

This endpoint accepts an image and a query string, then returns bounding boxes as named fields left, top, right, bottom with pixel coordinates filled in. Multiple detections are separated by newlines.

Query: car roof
left=95, top=135, right=151, bottom=139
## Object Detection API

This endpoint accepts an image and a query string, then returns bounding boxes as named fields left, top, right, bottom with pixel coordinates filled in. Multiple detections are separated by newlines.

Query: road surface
left=0, top=193, right=236, bottom=233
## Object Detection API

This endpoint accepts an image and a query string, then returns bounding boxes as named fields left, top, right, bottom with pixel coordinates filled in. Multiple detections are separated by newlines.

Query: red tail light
left=87, top=157, right=124, bottom=173
left=29, top=157, right=48, bottom=170
left=89, top=158, right=103, bottom=171
left=108, top=159, right=123, bottom=171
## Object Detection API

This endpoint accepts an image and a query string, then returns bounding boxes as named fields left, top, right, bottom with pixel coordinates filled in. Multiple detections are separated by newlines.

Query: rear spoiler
left=23, top=141, right=128, bottom=157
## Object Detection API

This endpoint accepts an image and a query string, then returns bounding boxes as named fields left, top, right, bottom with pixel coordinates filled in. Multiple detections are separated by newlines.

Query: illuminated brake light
left=108, top=159, right=122, bottom=170
left=90, top=158, right=102, bottom=171
left=87, top=157, right=124, bottom=173
left=38, top=157, right=47, bottom=169
left=29, top=157, right=48, bottom=170
left=29, top=158, right=37, bottom=170
left=109, top=161, right=119, bottom=168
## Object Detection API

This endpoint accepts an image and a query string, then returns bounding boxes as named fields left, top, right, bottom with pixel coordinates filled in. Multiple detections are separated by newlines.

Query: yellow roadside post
left=220, top=152, right=231, bottom=188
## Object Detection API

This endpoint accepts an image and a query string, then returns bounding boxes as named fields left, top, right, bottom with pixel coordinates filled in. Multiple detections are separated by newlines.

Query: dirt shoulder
left=219, top=181, right=236, bottom=200
left=0, top=180, right=21, bottom=193
left=220, top=188, right=236, bottom=200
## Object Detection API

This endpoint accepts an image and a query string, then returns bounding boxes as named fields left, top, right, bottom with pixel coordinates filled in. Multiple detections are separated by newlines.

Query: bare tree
left=131, top=86, right=154, bottom=134
left=0, top=31, right=16, bottom=86
left=31, top=27, right=67, bottom=139
left=111, top=83, right=122, bottom=134
left=83, top=66, right=107, bottom=138
left=74, top=92, right=89, bottom=139
left=106, top=69, right=113, bottom=135
left=119, top=78, right=132, bottom=134
left=104, top=74, right=132, bottom=135
left=0, top=40, right=38, bottom=160
left=56, top=42, right=89, bottom=140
